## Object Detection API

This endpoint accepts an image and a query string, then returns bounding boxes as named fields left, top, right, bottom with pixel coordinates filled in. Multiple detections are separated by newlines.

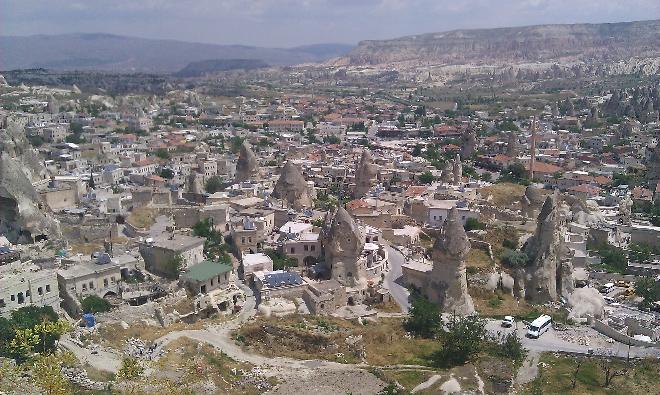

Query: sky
left=1, top=0, right=659, bottom=47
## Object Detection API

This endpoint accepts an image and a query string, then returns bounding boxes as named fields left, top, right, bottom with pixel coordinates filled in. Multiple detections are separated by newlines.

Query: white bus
left=527, top=314, right=552, bottom=338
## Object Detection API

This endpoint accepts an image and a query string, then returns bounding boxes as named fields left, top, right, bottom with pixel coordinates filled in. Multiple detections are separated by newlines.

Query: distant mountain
left=0, top=33, right=354, bottom=73
left=174, top=59, right=270, bottom=77
left=336, top=20, right=660, bottom=67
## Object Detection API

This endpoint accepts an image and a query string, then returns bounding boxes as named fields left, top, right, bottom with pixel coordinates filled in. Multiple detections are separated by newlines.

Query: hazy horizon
left=2, top=0, right=659, bottom=48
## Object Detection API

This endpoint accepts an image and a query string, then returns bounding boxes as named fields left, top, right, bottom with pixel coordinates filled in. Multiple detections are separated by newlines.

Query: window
left=304, top=245, right=309, bottom=252
left=0, top=299, right=4, bottom=307
left=17, top=292, right=24, bottom=304
left=89, top=281, right=95, bottom=289
left=111, top=277, right=116, bottom=283
left=211, top=278, right=214, bottom=286
left=241, top=237, right=246, bottom=244
left=46, top=285, right=51, bottom=293
left=104, top=279, right=109, bottom=287
left=311, top=245, right=316, bottom=252
left=38, top=287, right=43, bottom=295
left=290, top=247, right=295, bottom=254
left=26, top=290, right=31, bottom=297
left=10, top=295, right=15, bottom=302
left=82, top=284, right=87, bottom=291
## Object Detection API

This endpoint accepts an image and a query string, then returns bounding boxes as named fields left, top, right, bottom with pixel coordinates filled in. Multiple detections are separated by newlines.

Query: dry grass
left=127, top=206, right=157, bottom=229
left=471, top=288, right=533, bottom=318
left=94, top=320, right=206, bottom=350
left=481, top=225, right=520, bottom=260
left=69, top=237, right=129, bottom=255
left=524, top=353, right=660, bottom=395
left=380, top=369, right=435, bottom=391
left=372, top=299, right=402, bottom=314
left=465, top=249, right=494, bottom=272
left=148, top=337, right=271, bottom=395
left=236, top=315, right=435, bottom=366
left=83, top=364, right=116, bottom=382
left=480, top=182, right=526, bottom=208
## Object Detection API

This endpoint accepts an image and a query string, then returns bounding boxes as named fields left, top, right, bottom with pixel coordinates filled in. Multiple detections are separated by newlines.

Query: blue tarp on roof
left=264, top=271, right=303, bottom=288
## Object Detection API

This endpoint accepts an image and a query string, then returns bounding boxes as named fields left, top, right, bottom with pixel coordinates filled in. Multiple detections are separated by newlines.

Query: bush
left=431, top=314, right=486, bottom=367
left=418, top=171, right=435, bottom=185
left=494, top=332, right=526, bottom=362
left=81, top=295, right=112, bottom=313
left=464, top=217, right=485, bottom=231
left=263, top=249, right=298, bottom=270
left=501, top=249, right=529, bottom=267
left=404, top=296, right=441, bottom=338
left=502, top=238, right=518, bottom=249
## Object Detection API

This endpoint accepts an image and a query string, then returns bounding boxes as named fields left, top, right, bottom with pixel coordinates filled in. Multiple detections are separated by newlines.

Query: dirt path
left=515, top=350, right=540, bottom=386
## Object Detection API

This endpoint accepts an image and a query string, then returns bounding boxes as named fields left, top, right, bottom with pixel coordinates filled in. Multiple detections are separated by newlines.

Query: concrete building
left=139, top=234, right=205, bottom=278
left=302, top=279, right=347, bottom=315
left=181, top=260, right=233, bottom=295
left=0, top=263, right=59, bottom=318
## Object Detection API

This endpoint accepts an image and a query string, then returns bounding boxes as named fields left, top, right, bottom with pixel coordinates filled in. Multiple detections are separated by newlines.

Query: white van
left=527, top=315, right=552, bottom=338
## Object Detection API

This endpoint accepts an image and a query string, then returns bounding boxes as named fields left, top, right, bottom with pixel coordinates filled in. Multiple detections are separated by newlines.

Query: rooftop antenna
left=529, top=116, right=537, bottom=181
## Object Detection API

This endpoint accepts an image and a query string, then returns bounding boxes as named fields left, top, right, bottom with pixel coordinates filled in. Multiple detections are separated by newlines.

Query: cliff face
left=341, top=20, right=660, bottom=66
left=321, top=207, right=366, bottom=286
left=0, top=121, right=61, bottom=243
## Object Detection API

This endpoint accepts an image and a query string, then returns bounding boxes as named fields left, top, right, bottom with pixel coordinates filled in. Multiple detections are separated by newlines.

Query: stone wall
left=592, top=319, right=660, bottom=347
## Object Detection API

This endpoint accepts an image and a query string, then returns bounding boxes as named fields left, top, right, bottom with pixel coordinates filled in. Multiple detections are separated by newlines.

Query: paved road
left=485, top=320, right=660, bottom=359
left=384, top=245, right=411, bottom=313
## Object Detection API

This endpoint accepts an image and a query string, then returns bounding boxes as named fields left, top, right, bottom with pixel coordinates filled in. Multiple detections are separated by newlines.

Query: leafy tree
left=205, top=176, right=227, bottom=194
left=65, top=133, right=85, bottom=144
left=628, top=243, right=657, bottom=263
left=229, top=136, right=245, bottom=153
left=497, top=163, right=530, bottom=185
left=28, top=135, right=44, bottom=147
left=404, top=296, right=441, bottom=338
left=480, top=172, right=492, bottom=182
left=634, top=276, right=659, bottom=310
left=263, top=249, right=298, bottom=270
left=10, top=306, right=58, bottom=330
left=464, top=217, right=485, bottom=231
left=494, top=332, right=526, bottom=362
left=593, top=243, right=628, bottom=273
left=159, top=168, right=175, bottom=179
left=155, top=148, right=170, bottom=160
left=69, top=122, right=84, bottom=134
left=496, top=120, right=519, bottom=131
left=118, top=357, right=144, bottom=380
left=166, top=254, right=184, bottom=277
left=81, top=295, right=112, bottom=313
left=323, top=135, right=341, bottom=144
left=501, top=249, right=529, bottom=268
left=32, top=353, right=75, bottom=395
left=411, top=144, right=423, bottom=157
left=418, top=171, right=435, bottom=185
left=431, top=313, right=486, bottom=367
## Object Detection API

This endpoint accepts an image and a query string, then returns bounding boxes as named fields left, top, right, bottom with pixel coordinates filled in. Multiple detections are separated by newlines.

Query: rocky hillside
left=339, top=20, right=660, bottom=66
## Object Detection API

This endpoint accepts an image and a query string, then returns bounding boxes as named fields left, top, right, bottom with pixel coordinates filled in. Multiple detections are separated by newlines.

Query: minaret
left=529, top=117, right=537, bottom=180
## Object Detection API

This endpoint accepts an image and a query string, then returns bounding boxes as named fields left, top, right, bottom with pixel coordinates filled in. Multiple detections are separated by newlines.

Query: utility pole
left=529, top=116, right=537, bottom=181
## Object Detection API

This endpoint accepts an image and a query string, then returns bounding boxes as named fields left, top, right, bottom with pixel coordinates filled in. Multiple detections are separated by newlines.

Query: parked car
left=502, top=316, right=514, bottom=328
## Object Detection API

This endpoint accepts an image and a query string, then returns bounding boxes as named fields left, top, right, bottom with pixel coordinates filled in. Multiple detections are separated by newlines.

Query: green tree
left=205, top=176, right=227, bottom=194
left=418, top=171, right=435, bottom=185
left=166, top=254, right=184, bottom=277
left=159, top=168, right=175, bottom=179
left=263, top=249, right=298, bottom=270
left=81, top=295, right=112, bottom=313
left=464, top=217, right=485, bottom=231
left=480, top=172, right=492, bottom=182
left=431, top=313, right=486, bottom=367
left=501, top=249, right=529, bottom=268
left=323, top=135, right=341, bottom=145
left=65, top=133, right=85, bottom=144
left=404, top=296, right=441, bottom=338
left=117, top=357, right=144, bottom=380
left=634, top=276, right=659, bottom=310
left=155, top=148, right=170, bottom=160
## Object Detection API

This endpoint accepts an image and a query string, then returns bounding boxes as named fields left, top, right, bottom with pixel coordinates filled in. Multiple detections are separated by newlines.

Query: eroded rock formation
left=461, top=129, right=477, bottom=159
left=235, top=141, right=258, bottom=182
left=321, top=207, right=366, bottom=287
left=521, top=185, right=545, bottom=219
left=506, top=132, right=518, bottom=158
left=452, top=154, right=462, bottom=185
left=519, top=194, right=573, bottom=303
left=0, top=121, right=61, bottom=243
left=354, top=150, right=378, bottom=198
left=272, top=161, right=313, bottom=210
left=426, top=207, right=475, bottom=315
left=187, top=172, right=204, bottom=194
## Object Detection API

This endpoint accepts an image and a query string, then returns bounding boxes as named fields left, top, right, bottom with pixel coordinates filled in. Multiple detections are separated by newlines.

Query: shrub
left=431, top=314, right=486, bottom=367
left=464, top=217, right=485, bottom=231
left=404, top=296, right=441, bottom=338
left=502, top=238, right=518, bottom=249
left=81, top=295, right=112, bottom=314
left=501, top=249, right=529, bottom=267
